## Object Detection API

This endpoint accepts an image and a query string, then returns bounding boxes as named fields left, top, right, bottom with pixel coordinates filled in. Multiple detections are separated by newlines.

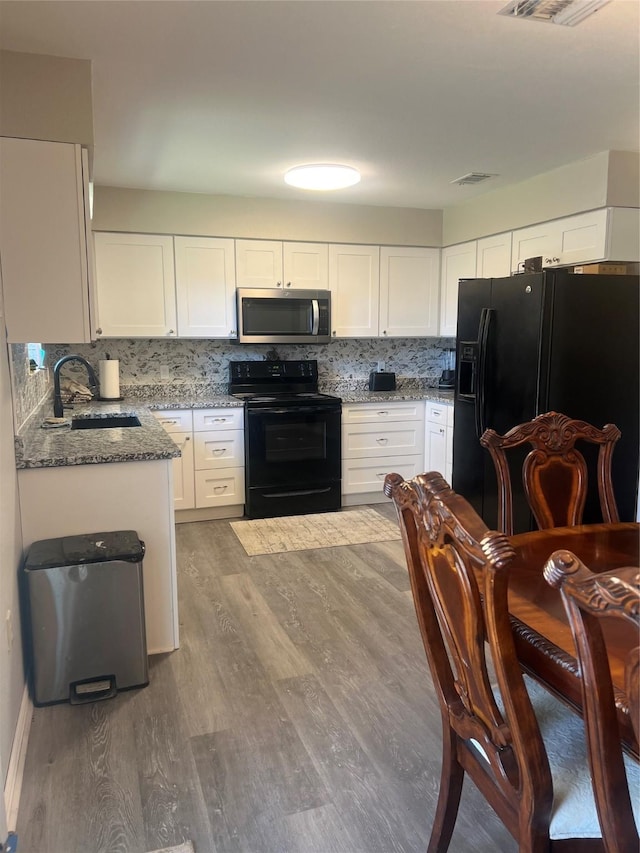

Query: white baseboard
left=4, top=684, right=32, bottom=832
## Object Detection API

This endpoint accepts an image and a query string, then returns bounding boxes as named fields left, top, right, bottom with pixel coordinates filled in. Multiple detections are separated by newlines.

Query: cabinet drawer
left=342, top=402, right=423, bottom=424
left=194, top=430, right=244, bottom=469
left=153, top=409, right=193, bottom=433
left=342, top=454, right=424, bottom=495
left=195, top=468, right=245, bottom=507
left=193, top=408, right=244, bottom=431
left=343, top=421, right=424, bottom=458
left=426, top=401, right=453, bottom=426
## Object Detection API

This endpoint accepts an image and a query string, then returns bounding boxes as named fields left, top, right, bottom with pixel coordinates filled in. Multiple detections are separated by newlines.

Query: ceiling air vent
left=450, top=173, right=498, bottom=187
left=498, top=0, right=611, bottom=26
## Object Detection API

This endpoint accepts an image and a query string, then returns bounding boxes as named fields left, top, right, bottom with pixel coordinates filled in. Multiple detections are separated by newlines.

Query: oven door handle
left=248, top=405, right=340, bottom=415
left=311, top=299, right=320, bottom=335
left=264, top=487, right=333, bottom=499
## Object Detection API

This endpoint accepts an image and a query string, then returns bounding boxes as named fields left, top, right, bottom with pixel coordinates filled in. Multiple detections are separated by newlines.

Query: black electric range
left=229, top=360, right=342, bottom=519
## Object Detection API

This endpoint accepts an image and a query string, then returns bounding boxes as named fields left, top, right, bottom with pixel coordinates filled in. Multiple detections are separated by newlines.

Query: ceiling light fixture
left=498, top=0, right=611, bottom=26
left=284, top=164, right=361, bottom=191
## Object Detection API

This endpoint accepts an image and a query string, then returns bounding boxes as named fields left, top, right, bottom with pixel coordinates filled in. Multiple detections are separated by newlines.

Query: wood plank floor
left=16, top=505, right=516, bottom=852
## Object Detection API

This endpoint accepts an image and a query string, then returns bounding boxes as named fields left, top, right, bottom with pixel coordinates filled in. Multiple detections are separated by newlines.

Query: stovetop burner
left=228, top=360, right=340, bottom=407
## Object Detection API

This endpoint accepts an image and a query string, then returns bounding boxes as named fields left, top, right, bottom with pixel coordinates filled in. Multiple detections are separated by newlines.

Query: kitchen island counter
left=15, top=399, right=181, bottom=469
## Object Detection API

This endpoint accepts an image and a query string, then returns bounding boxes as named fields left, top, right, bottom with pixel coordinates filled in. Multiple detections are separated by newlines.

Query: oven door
left=246, top=404, right=341, bottom=488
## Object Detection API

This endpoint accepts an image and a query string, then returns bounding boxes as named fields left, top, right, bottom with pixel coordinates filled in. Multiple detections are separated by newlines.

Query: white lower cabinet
left=153, top=410, right=195, bottom=511
left=425, top=400, right=454, bottom=484
left=342, top=402, right=424, bottom=505
left=155, top=406, right=245, bottom=519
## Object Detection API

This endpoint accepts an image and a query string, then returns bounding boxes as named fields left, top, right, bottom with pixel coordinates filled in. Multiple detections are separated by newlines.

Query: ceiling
left=1, top=0, right=638, bottom=210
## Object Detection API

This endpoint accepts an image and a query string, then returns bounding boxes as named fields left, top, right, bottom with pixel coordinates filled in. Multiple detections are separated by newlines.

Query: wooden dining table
left=506, top=521, right=640, bottom=756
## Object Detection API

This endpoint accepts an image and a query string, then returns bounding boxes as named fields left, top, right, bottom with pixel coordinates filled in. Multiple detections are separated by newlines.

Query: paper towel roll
left=99, top=359, right=120, bottom=399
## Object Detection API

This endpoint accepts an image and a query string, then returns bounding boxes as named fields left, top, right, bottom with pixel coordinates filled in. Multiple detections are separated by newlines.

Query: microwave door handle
left=311, top=299, right=320, bottom=335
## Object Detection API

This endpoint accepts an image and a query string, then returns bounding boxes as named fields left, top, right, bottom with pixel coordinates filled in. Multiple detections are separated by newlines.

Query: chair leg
left=427, top=732, right=464, bottom=853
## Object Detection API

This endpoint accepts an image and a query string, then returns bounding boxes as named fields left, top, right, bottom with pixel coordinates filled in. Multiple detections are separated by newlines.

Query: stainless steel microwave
left=236, top=288, right=331, bottom=344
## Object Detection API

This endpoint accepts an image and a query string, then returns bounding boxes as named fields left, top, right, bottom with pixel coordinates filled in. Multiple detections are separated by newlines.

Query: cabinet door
left=170, top=432, right=195, bottom=510
left=94, top=233, right=176, bottom=337
left=556, top=209, right=608, bottom=266
left=174, top=236, right=236, bottom=337
left=476, top=232, right=512, bottom=278
left=511, top=222, right=562, bottom=272
left=379, top=247, right=440, bottom=337
left=235, top=239, right=283, bottom=288
left=0, top=138, right=91, bottom=343
left=329, top=244, right=380, bottom=337
left=440, top=242, right=476, bottom=337
left=282, top=242, right=328, bottom=289
left=426, top=421, right=447, bottom=477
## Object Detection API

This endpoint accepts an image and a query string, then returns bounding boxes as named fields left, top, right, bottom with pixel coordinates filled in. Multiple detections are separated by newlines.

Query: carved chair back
left=544, top=554, right=640, bottom=853
left=480, top=411, right=621, bottom=536
left=384, top=471, right=556, bottom=850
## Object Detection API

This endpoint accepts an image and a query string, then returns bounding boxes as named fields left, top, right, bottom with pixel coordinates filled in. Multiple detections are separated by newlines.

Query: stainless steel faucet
left=53, top=355, right=99, bottom=418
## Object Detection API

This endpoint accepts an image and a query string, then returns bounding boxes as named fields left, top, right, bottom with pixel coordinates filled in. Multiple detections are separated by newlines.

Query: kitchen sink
left=71, top=415, right=141, bottom=430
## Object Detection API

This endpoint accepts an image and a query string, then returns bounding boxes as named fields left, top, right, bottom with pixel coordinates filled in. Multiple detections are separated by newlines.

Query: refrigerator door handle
left=475, top=308, right=494, bottom=439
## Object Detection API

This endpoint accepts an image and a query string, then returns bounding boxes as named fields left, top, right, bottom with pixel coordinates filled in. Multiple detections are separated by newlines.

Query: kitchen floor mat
left=230, top=508, right=400, bottom=556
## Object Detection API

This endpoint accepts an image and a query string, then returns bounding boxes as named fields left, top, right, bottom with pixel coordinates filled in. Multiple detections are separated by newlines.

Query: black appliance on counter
left=229, top=360, right=342, bottom=519
left=453, top=271, right=639, bottom=533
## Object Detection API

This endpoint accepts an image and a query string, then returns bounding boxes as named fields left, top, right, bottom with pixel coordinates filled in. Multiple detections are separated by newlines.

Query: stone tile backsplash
left=12, top=336, right=455, bottom=429
left=45, top=337, right=456, bottom=395
left=10, top=344, right=51, bottom=430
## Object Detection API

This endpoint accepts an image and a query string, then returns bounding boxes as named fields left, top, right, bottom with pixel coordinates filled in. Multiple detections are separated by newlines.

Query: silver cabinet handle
left=212, top=447, right=226, bottom=455
left=96, top=327, right=103, bottom=335
left=213, top=485, right=228, bottom=494
left=376, top=437, right=388, bottom=444
left=276, top=281, right=282, bottom=287
left=377, top=411, right=389, bottom=416
left=332, top=330, right=337, bottom=336
left=167, top=329, right=175, bottom=335
left=286, top=282, right=292, bottom=287
left=382, top=330, right=387, bottom=335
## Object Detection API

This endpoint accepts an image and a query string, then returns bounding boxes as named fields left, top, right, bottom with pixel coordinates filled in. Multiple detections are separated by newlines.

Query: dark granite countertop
left=15, top=399, right=181, bottom=469
left=15, top=386, right=452, bottom=469
left=338, top=389, right=454, bottom=404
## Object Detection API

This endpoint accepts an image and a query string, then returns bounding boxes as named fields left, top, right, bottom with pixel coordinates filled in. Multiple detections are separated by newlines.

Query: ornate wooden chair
left=544, top=553, right=640, bottom=853
left=384, top=470, right=611, bottom=852
left=480, top=411, right=621, bottom=536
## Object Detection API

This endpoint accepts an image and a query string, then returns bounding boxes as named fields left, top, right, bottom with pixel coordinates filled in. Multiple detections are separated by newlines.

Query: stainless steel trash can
left=23, top=530, right=149, bottom=706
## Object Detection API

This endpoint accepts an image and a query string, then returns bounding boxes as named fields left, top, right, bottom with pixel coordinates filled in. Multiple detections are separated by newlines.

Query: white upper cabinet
left=476, top=232, right=512, bottom=278
left=93, top=233, right=177, bottom=337
left=511, top=208, right=639, bottom=271
left=440, top=242, right=477, bottom=337
left=174, top=236, right=236, bottom=337
left=379, top=247, right=440, bottom=337
left=282, top=242, right=329, bottom=289
left=0, top=137, right=92, bottom=343
left=329, top=244, right=380, bottom=338
left=235, top=239, right=283, bottom=288
left=235, top=239, right=328, bottom=289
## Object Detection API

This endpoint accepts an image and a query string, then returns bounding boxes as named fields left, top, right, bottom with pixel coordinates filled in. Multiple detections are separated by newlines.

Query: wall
left=442, top=150, right=639, bottom=245
left=93, top=186, right=443, bottom=246
left=45, top=336, right=455, bottom=394
left=0, top=50, right=93, bottom=147
left=0, top=48, right=92, bottom=830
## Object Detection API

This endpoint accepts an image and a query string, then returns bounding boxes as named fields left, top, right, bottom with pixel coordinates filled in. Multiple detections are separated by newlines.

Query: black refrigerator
left=452, top=270, right=639, bottom=533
